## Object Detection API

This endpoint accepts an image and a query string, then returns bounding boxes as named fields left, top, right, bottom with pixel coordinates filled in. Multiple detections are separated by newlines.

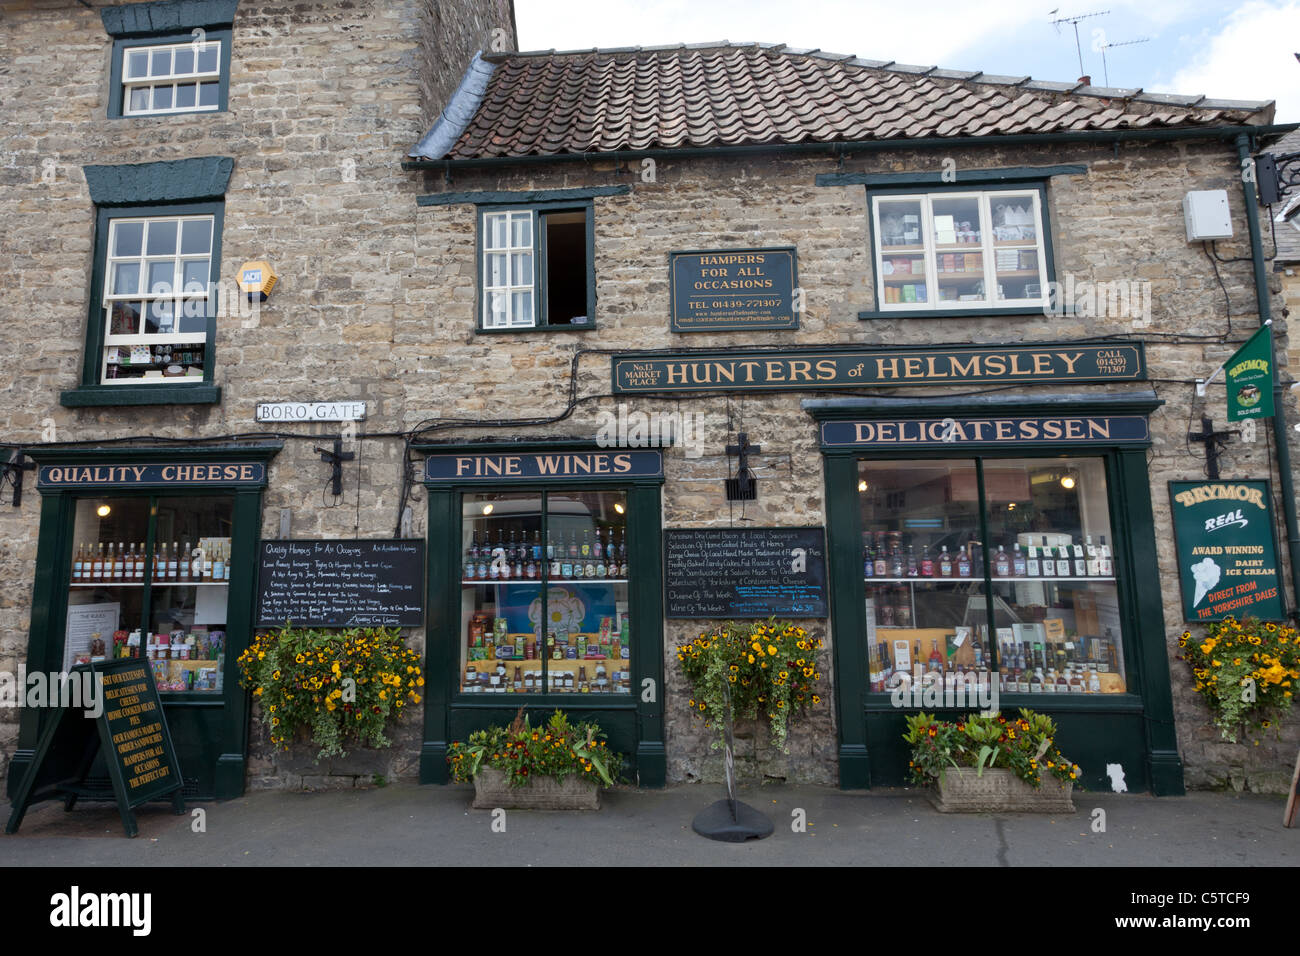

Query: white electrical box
left=1184, top=190, right=1232, bottom=241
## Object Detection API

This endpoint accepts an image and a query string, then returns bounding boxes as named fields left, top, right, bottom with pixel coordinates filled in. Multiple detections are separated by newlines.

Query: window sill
left=476, top=324, right=598, bottom=335
left=60, top=383, right=221, bottom=407
left=859, top=306, right=1053, bottom=320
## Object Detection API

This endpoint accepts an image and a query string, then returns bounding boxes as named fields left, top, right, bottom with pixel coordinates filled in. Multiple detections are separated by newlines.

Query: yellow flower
left=767, top=645, right=777, bottom=656
left=812, top=695, right=820, bottom=704
left=253, top=687, right=263, bottom=697
left=747, top=654, right=755, bottom=664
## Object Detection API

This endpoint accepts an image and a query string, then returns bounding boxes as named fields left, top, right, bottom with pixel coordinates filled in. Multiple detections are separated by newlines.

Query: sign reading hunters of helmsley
left=612, top=343, right=1145, bottom=393
left=669, top=247, right=799, bottom=332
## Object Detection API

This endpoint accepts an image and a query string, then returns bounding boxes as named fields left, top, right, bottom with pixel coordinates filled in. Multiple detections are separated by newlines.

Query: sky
left=514, top=0, right=1300, bottom=122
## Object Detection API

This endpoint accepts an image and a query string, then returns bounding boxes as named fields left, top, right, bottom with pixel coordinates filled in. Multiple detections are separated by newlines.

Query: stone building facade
left=0, top=0, right=516, bottom=792
left=2, top=22, right=1297, bottom=797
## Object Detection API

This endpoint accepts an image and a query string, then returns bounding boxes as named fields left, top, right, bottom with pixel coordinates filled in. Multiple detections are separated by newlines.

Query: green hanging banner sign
left=1225, top=324, right=1274, bottom=422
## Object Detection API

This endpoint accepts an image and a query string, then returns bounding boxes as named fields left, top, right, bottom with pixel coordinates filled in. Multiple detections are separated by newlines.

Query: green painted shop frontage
left=416, top=442, right=667, bottom=787
left=7, top=443, right=282, bottom=801
left=810, top=389, right=1183, bottom=795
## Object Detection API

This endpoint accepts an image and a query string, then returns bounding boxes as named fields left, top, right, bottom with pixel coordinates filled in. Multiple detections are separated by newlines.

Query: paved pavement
left=2, top=782, right=1295, bottom=867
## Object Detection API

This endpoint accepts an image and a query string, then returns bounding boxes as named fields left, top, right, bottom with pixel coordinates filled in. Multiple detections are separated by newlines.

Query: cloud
left=1151, top=1, right=1299, bottom=120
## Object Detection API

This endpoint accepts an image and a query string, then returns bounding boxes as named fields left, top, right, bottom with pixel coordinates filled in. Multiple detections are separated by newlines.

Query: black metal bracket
left=2, top=451, right=36, bottom=507
left=724, top=432, right=761, bottom=501
left=1187, top=415, right=1235, bottom=480
left=1257, top=150, right=1300, bottom=206
left=314, top=439, right=355, bottom=497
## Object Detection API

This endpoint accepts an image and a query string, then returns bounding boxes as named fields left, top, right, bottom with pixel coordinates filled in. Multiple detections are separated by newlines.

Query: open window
left=479, top=203, right=595, bottom=331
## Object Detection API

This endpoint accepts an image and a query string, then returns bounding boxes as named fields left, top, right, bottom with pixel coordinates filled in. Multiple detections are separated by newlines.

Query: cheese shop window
left=861, top=456, right=1127, bottom=697
left=68, top=494, right=233, bottom=693
left=460, top=489, right=631, bottom=695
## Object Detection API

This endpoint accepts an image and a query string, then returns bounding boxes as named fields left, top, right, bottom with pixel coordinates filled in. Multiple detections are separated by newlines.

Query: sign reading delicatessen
left=611, top=343, right=1145, bottom=393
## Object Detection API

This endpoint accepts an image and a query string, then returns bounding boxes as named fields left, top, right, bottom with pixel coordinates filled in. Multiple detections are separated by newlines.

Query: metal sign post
left=691, top=677, right=774, bottom=842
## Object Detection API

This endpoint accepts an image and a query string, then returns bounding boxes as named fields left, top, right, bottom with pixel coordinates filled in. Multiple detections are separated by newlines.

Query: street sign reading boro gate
left=612, top=343, right=1146, bottom=393
left=669, top=248, right=798, bottom=332
left=1168, top=480, right=1285, bottom=622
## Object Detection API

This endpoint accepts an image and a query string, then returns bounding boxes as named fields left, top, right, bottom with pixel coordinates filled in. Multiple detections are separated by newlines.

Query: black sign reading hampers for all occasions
left=256, top=539, right=425, bottom=628
left=665, top=527, right=828, bottom=618
left=669, top=248, right=799, bottom=332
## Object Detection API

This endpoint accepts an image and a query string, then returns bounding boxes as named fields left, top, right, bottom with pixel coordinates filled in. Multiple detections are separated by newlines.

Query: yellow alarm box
left=238, top=260, right=277, bottom=300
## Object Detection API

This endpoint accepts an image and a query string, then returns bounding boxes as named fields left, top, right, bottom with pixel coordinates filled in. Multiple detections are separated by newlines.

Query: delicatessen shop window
left=460, top=489, right=632, bottom=695
left=67, top=495, right=233, bottom=692
left=860, top=457, right=1127, bottom=696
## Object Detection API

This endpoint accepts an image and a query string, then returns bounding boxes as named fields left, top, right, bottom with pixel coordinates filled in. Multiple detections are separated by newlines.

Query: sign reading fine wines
left=1169, top=480, right=1284, bottom=622
left=821, top=415, right=1151, bottom=448
left=613, top=343, right=1145, bottom=393
left=669, top=248, right=799, bottom=332
left=425, top=450, right=663, bottom=482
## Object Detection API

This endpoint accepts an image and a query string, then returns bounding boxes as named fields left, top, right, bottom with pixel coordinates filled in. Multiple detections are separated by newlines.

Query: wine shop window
left=870, top=186, right=1052, bottom=313
left=479, top=203, right=595, bottom=331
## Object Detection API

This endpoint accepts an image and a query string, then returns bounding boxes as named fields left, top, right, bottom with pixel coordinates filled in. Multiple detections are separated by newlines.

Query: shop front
left=417, top=442, right=667, bottom=787
left=811, top=392, right=1184, bottom=795
left=7, top=443, right=281, bottom=801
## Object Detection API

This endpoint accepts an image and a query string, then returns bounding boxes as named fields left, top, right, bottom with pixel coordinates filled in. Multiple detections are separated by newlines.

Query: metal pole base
left=691, top=798, right=774, bottom=842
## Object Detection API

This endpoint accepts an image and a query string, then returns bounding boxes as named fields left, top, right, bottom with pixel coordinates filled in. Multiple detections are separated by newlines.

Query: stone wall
left=0, top=0, right=515, bottom=788
left=409, top=140, right=1299, bottom=790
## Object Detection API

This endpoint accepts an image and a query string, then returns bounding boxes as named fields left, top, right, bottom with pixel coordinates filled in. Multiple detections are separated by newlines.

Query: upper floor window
left=121, top=39, right=223, bottom=115
left=101, top=0, right=237, bottom=119
left=102, top=213, right=216, bottom=385
left=870, top=187, right=1051, bottom=313
left=479, top=204, right=594, bottom=331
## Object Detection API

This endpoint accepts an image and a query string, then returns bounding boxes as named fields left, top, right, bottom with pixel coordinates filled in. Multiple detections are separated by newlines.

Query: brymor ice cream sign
left=1169, top=480, right=1283, bottom=622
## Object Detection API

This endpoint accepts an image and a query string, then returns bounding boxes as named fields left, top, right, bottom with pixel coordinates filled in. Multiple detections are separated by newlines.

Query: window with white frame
left=121, top=39, right=222, bottom=116
left=101, top=215, right=213, bottom=384
left=871, top=188, right=1050, bottom=311
left=480, top=206, right=592, bottom=330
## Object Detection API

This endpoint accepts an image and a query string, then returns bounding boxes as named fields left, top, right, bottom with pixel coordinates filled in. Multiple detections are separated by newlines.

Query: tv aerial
left=1099, top=36, right=1150, bottom=86
left=1050, top=9, right=1110, bottom=77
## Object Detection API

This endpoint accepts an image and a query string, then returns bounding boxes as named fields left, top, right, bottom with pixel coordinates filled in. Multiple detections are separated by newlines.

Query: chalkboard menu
left=6, top=657, right=184, bottom=838
left=99, top=658, right=183, bottom=804
left=665, top=527, right=827, bottom=618
left=256, top=539, right=425, bottom=627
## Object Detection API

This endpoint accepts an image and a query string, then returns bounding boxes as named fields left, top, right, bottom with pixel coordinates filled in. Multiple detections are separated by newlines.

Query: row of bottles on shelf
left=72, top=540, right=231, bottom=584
left=862, top=531, right=1114, bottom=580
left=463, top=662, right=632, bottom=694
left=463, top=528, right=628, bottom=581
left=868, top=632, right=1121, bottom=693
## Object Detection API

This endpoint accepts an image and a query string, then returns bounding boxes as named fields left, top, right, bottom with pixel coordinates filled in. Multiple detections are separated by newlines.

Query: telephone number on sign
left=699, top=299, right=784, bottom=310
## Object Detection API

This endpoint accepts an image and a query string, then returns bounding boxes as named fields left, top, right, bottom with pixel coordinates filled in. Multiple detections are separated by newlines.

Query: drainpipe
left=1237, top=133, right=1300, bottom=620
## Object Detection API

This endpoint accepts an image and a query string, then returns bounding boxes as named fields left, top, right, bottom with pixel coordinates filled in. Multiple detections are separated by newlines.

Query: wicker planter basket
left=471, top=766, right=601, bottom=810
left=930, top=767, right=1074, bottom=813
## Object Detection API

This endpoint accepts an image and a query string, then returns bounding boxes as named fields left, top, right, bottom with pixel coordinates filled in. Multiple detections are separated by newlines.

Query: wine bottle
left=1012, top=543, right=1026, bottom=577
left=994, top=544, right=1010, bottom=577
left=1040, top=536, right=1054, bottom=576
left=863, top=535, right=874, bottom=579
left=956, top=545, right=971, bottom=578
left=920, top=546, right=934, bottom=578
left=938, top=545, right=952, bottom=577
left=873, top=533, right=888, bottom=577
left=906, top=545, right=918, bottom=578
left=73, top=543, right=84, bottom=583
left=1098, top=535, right=1113, bottom=576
